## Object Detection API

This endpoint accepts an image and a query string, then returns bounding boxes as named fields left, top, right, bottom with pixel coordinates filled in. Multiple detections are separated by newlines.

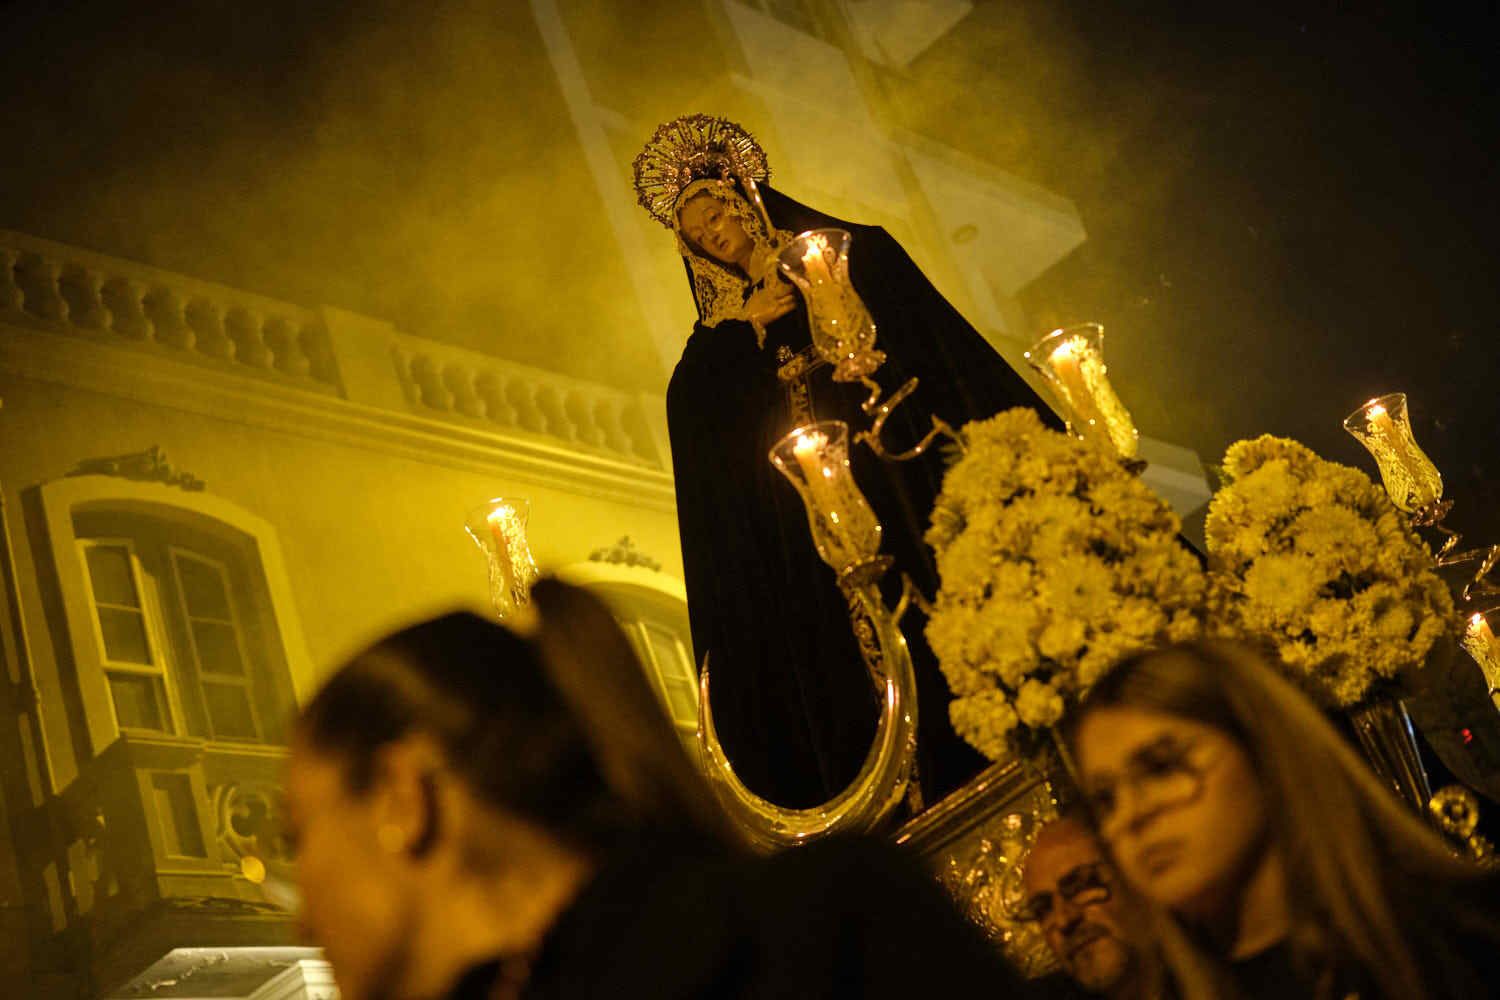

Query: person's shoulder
left=739, top=836, right=1032, bottom=995
left=1026, top=973, right=1097, bottom=1000
left=757, top=833, right=922, bottom=881
left=750, top=834, right=977, bottom=930
left=1419, top=871, right=1500, bottom=995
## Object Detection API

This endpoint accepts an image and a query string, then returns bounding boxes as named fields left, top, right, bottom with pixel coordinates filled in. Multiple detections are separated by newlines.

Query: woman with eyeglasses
left=1067, top=639, right=1500, bottom=1000
left=284, top=579, right=1029, bottom=1000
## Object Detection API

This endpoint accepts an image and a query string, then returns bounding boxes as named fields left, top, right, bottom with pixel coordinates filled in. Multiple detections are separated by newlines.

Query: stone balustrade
left=0, top=230, right=338, bottom=390
left=393, top=334, right=664, bottom=467
left=0, top=229, right=672, bottom=473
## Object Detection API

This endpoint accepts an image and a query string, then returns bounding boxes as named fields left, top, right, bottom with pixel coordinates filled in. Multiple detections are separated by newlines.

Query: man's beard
left=1066, top=923, right=1127, bottom=990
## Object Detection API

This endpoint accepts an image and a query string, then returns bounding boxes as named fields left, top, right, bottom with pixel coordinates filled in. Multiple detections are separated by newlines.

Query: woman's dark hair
left=1069, top=639, right=1492, bottom=1000
left=297, top=578, right=735, bottom=854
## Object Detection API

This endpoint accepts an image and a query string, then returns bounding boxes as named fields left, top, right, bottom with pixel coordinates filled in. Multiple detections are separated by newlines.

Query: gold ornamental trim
left=632, top=114, right=770, bottom=229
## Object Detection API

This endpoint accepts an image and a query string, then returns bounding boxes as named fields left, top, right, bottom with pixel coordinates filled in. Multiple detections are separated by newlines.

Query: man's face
left=1021, top=819, right=1134, bottom=994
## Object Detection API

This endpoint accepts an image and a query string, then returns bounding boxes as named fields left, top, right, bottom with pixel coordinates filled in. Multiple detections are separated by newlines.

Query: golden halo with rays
left=632, top=114, right=770, bottom=229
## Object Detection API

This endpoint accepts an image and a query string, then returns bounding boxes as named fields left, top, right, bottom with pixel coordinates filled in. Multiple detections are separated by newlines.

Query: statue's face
left=677, top=193, right=753, bottom=269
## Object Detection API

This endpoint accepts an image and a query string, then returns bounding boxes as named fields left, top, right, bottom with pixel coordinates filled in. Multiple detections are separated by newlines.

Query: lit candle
left=1048, top=337, right=1108, bottom=440
left=1462, top=612, right=1500, bottom=700
left=1356, top=396, right=1443, bottom=511
left=1465, top=612, right=1497, bottom=658
left=800, top=234, right=835, bottom=286
left=487, top=505, right=518, bottom=603
left=1363, top=402, right=1412, bottom=471
left=790, top=429, right=868, bottom=567
left=792, top=430, right=827, bottom=480
left=792, top=431, right=843, bottom=514
left=772, top=424, right=887, bottom=570
left=788, top=430, right=839, bottom=562
left=1366, top=401, right=1396, bottom=440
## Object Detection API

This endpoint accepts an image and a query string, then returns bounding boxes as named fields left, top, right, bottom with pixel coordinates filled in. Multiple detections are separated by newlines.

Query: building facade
left=0, top=225, right=699, bottom=998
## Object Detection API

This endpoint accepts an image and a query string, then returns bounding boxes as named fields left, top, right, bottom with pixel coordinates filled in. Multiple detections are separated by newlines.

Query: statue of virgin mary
left=635, top=115, right=1061, bottom=809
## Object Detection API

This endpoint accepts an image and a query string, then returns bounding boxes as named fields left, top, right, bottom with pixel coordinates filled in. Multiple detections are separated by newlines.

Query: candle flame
left=1367, top=402, right=1387, bottom=419
left=1049, top=337, right=1081, bottom=363
left=793, top=430, right=826, bottom=455
left=486, top=505, right=514, bottom=526
left=1471, top=612, right=1488, bottom=631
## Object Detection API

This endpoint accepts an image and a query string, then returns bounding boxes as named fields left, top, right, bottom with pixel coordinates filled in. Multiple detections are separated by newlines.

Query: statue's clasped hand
left=746, top=282, right=796, bottom=328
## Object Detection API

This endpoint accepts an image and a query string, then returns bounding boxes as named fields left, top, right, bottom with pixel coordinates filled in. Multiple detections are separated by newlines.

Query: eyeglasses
left=1082, top=735, right=1218, bottom=833
left=1014, top=860, right=1113, bottom=924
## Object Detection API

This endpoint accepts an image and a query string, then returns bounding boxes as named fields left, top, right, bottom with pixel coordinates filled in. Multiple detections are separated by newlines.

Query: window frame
left=556, top=563, right=698, bottom=740
left=627, top=618, right=699, bottom=735
left=167, top=545, right=264, bottom=744
left=40, top=475, right=317, bottom=760
left=75, top=536, right=185, bottom=737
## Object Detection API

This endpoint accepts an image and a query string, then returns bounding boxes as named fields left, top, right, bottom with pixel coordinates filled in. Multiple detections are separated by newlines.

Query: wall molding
left=0, top=323, right=677, bottom=513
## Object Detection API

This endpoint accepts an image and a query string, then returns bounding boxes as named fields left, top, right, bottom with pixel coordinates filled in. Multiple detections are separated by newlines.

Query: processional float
left=458, top=114, right=1498, bottom=973
left=627, top=115, right=1152, bottom=850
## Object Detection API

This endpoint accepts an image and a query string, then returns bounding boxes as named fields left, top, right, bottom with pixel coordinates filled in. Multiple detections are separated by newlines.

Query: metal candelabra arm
left=854, top=375, right=964, bottom=463
left=1448, top=543, right=1500, bottom=604
left=1412, top=502, right=1499, bottom=603
left=894, top=571, right=938, bottom=623
left=695, top=576, right=919, bottom=851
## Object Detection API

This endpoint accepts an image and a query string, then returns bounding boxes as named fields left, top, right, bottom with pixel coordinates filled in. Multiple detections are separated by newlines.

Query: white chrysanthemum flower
left=925, top=408, right=1207, bottom=760
left=949, top=691, right=1020, bottom=762
left=1241, top=553, right=1324, bottom=624
left=1040, top=555, right=1118, bottom=620
left=1206, top=435, right=1454, bottom=708
left=1014, top=679, right=1066, bottom=728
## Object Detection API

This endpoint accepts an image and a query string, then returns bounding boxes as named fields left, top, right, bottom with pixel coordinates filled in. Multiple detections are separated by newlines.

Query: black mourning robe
left=667, top=184, right=1061, bottom=807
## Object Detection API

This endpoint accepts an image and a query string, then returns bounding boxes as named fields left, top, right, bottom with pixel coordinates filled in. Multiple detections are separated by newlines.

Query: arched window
left=619, top=613, right=698, bottom=738
left=41, top=474, right=314, bottom=755
left=557, top=558, right=698, bottom=739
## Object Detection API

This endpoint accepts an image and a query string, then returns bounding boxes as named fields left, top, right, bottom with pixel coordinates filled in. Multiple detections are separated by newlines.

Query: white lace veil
left=671, top=178, right=793, bottom=329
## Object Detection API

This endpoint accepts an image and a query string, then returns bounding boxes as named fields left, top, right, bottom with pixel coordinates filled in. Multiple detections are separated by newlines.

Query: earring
left=376, top=823, right=406, bottom=855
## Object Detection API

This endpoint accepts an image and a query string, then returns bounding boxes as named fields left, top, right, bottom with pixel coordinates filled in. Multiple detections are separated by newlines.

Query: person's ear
left=370, top=734, right=445, bottom=859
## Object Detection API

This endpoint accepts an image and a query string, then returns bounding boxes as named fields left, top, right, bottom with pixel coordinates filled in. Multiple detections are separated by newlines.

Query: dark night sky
left=1, top=1, right=1496, bottom=540
left=925, top=3, right=1500, bottom=540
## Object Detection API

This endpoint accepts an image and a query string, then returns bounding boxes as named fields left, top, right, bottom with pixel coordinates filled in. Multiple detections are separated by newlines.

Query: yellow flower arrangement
left=1205, top=435, right=1454, bottom=708
left=925, top=408, right=1207, bottom=761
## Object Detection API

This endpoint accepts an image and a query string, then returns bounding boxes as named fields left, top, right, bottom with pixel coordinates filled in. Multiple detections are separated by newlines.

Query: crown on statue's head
left=632, top=114, right=770, bottom=229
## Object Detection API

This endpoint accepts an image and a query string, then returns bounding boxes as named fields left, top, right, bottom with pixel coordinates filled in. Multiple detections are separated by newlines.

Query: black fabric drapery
left=667, top=183, right=1061, bottom=807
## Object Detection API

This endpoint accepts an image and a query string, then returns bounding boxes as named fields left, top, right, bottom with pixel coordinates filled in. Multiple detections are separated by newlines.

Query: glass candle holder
left=778, top=229, right=885, bottom=383
left=1462, top=610, right=1500, bottom=713
left=1342, top=393, right=1444, bottom=515
left=463, top=497, right=540, bottom=620
left=1024, top=324, right=1140, bottom=460
left=769, top=421, right=883, bottom=572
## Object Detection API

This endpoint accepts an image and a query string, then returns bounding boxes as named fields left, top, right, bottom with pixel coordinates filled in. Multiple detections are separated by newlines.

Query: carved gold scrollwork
left=776, top=344, right=823, bottom=431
